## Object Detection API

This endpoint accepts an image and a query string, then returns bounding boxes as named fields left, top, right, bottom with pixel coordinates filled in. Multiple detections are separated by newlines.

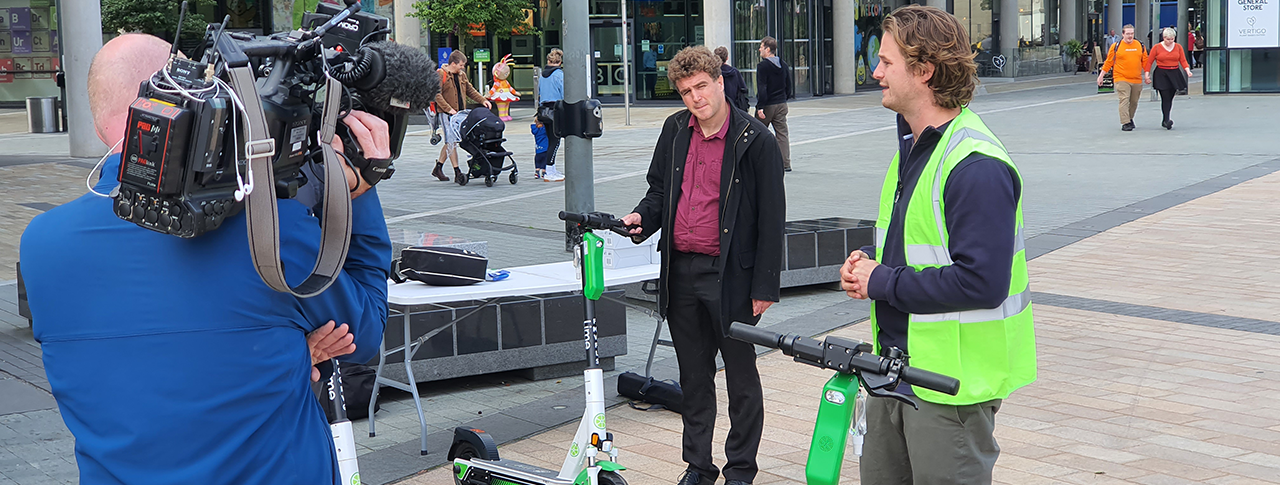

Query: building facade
left=2, top=0, right=1222, bottom=107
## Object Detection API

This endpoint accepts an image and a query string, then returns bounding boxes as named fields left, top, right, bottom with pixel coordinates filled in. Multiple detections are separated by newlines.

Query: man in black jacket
left=755, top=36, right=793, bottom=172
left=621, top=45, right=785, bottom=485
left=715, top=46, right=749, bottom=112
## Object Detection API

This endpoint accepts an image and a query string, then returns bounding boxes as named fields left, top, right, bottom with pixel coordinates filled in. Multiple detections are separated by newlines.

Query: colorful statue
left=487, top=54, right=521, bottom=121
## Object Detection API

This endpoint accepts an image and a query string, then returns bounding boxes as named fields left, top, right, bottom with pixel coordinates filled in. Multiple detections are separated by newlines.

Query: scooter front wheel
left=598, top=471, right=627, bottom=485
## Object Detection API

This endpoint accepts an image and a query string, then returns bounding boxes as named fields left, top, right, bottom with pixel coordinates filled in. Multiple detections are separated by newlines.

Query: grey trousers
left=859, top=396, right=1002, bottom=485
left=758, top=103, right=791, bottom=170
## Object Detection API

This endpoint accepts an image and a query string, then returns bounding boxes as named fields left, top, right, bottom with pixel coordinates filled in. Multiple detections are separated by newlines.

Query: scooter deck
left=458, top=457, right=575, bottom=485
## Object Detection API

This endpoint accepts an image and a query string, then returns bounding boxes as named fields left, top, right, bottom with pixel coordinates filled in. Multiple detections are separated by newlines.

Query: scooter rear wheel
left=598, top=471, right=627, bottom=485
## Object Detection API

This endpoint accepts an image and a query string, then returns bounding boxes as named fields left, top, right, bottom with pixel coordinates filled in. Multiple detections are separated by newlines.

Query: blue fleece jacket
left=861, top=115, right=1019, bottom=392
left=21, top=154, right=390, bottom=485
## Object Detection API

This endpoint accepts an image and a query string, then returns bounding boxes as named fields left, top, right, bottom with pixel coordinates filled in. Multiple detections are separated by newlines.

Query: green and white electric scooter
left=728, top=322, right=961, bottom=485
left=448, top=211, right=632, bottom=485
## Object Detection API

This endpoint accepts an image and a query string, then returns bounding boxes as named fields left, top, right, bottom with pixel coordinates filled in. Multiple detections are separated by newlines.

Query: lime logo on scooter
left=817, top=435, right=835, bottom=452
left=824, top=390, right=846, bottom=405
left=351, top=472, right=361, bottom=485
left=570, top=442, right=581, bottom=457
left=593, top=413, right=606, bottom=429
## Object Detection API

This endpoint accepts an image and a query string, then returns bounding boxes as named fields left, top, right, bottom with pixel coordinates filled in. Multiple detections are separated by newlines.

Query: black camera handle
left=230, top=63, right=354, bottom=298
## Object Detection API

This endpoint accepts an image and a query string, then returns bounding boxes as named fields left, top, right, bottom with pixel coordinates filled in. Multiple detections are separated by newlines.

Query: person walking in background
left=433, top=51, right=492, bottom=185
left=755, top=36, right=793, bottom=172
left=715, top=46, right=749, bottom=112
left=1186, top=29, right=1198, bottom=69
left=537, top=48, right=566, bottom=182
left=1105, top=29, right=1120, bottom=54
left=1097, top=25, right=1148, bottom=131
left=1145, top=28, right=1193, bottom=130
left=1187, top=28, right=1198, bottom=67
left=843, top=7, right=1036, bottom=483
left=531, top=118, right=552, bottom=180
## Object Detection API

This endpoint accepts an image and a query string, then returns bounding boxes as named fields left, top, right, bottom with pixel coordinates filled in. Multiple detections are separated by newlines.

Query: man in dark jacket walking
left=621, top=45, right=785, bottom=485
left=715, top=46, right=749, bottom=112
left=755, top=36, right=792, bottom=172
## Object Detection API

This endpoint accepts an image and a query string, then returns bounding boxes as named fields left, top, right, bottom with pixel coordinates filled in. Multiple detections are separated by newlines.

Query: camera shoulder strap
left=230, top=65, right=353, bottom=298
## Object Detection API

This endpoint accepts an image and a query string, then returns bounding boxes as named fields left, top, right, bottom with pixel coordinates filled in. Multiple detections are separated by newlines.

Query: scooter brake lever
left=864, top=385, right=919, bottom=410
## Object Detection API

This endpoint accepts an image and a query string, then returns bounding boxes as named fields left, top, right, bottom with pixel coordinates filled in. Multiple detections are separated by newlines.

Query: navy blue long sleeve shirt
left=861, top=115, right=1020, bottom=380
left=21, top=155, right=390, bottom=485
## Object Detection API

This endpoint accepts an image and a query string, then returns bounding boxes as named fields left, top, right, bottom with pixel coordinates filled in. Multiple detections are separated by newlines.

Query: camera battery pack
left=121, top=98, right=193, bottom=195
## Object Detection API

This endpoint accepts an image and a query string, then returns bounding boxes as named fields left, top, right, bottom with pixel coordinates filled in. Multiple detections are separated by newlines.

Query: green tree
left=410, top=0, right=537, bottom=53
left=101, top=0, right=209, bottom=43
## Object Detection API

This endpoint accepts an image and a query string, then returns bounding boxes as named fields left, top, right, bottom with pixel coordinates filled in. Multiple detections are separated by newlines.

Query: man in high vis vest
left=839, top=6, right=1036, bottom=484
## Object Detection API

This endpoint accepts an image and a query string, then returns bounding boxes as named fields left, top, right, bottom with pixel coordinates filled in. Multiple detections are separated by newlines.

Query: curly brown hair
left=666, top=45, right=722, bottom=85
left=882, top=5, right=977, bottom=109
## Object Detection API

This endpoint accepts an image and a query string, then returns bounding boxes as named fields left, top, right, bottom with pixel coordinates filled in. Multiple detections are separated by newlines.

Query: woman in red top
left=1144, top=27, right=1193, bottom=130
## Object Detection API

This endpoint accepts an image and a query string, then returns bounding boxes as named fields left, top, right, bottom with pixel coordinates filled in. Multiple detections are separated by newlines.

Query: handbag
left=617, top=371, right=684, bottom=414
left=391, top=246, right=487, bottom=286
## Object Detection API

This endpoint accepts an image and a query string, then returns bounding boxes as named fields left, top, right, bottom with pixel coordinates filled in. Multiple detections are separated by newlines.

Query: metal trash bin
left=26, top=96, right=60, bottom=133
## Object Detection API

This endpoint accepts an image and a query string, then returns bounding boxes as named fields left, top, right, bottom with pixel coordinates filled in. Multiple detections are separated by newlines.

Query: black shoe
left=431, top=164, right=450, bottom=181
left=784, top=167, right=792, bottom=172
left=1121, top=122, right=1134, bottom=131
left=676, top=470, right=704, bottom=485
left=454, top=167, right=468, bottom=186
left=725, top=481, right=753, bottom=485
left=1163, top=120, right=1173, bottom=130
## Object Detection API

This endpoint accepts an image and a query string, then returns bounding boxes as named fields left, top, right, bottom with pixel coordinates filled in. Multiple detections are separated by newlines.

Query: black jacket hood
left=542, top=65, right=562, bottom=78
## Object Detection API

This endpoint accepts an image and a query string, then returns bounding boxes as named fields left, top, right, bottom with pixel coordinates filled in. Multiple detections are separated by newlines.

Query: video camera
left=113, top=0, right=439, bottom=296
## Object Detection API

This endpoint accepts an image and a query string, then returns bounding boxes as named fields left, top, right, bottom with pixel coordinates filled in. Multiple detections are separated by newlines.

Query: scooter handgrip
left=899, top=365, right=961, bottom=396
left=728, top=322, right=782, bottom=349
left=559, top=211, right=586, bottom=223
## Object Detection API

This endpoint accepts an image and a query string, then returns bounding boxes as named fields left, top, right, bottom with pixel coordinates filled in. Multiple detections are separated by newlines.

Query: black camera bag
left=617, top=371, right=684, bottom=414
left=391, top=246, right=487, bottom=286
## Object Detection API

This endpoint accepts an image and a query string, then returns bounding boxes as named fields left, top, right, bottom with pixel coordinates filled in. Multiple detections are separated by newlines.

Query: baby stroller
left=459, top=107, right=519, bottom=187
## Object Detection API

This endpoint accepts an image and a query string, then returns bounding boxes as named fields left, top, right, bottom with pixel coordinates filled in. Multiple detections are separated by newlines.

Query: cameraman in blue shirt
left=20, top=34, right=392, bottom=485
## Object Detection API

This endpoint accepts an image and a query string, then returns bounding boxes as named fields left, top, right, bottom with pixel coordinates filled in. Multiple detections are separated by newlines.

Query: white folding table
left=370, top=260, right=663, bottom=455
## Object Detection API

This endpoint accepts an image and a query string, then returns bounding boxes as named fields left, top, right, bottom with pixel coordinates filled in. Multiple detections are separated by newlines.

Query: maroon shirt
left=673, top=114, right=730, bottom=255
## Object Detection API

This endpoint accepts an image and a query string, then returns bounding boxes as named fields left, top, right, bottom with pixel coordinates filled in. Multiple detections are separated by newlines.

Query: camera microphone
left=357, top=41, right=440, bottom=115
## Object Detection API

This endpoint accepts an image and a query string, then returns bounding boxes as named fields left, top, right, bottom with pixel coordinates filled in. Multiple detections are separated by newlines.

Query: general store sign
left=1229, top=0, right=1280, bottom=48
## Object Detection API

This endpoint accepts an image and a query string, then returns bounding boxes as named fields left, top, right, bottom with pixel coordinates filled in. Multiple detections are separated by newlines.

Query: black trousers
left=667, top=251, right=764, bottom=483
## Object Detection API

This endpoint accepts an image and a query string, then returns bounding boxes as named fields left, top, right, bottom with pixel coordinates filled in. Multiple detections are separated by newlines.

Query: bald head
left=88, top=34, right=173, bottom=148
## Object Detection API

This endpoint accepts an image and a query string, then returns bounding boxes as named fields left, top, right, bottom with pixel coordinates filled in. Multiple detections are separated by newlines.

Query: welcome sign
left=1229, top=0, right=1280, bottom=47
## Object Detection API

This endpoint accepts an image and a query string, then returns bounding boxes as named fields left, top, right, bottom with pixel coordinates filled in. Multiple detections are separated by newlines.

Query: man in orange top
left=1097, top=25, right=1148, bottom=131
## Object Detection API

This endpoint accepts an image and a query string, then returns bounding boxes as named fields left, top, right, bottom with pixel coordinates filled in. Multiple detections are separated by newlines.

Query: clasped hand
left=306, top=321, right=357, bottom=382
left=840, top=250, right=880, bottom=300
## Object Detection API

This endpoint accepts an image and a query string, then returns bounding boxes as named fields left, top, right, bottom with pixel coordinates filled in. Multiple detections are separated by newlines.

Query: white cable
left=215, top=77, right=255, bottom=201
left=86, top=138, right=125, bottom=198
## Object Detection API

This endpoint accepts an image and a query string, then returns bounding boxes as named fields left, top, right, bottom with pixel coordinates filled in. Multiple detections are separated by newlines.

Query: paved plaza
left=2, top=71, right=1280, bottom=484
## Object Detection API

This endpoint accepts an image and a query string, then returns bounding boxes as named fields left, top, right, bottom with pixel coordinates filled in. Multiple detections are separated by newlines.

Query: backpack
left=1194, top=34, right=1205, bottom=50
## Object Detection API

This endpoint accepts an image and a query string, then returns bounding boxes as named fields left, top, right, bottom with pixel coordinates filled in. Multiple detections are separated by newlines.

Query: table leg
left=369, top=338, right=387, bottom=437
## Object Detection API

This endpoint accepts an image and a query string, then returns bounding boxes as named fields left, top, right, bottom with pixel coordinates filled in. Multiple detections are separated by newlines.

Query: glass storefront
left=0, top=0, right=60, bottom=106
left=732, top=0, right=768, bottom=97
left=1204, top=0, right=1280, bottom=93
left=853, top=0, right=885, bottom=89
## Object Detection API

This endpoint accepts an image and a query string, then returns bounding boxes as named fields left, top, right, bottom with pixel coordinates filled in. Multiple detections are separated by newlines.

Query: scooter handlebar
left=899, top=365, right=961, bottom=396
left=728, top=322, right=960, bottom=396
left=728, top=322, right=784, bottom=349
left=559, top=211, right=638, bottom=237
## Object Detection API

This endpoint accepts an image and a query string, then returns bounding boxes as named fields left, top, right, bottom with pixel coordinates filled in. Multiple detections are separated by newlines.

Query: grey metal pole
left=63, top=0, right=106, bottom=157
left=563, top=0, right=594, bottom=250
left=621, top=0, right=631, bottom=126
